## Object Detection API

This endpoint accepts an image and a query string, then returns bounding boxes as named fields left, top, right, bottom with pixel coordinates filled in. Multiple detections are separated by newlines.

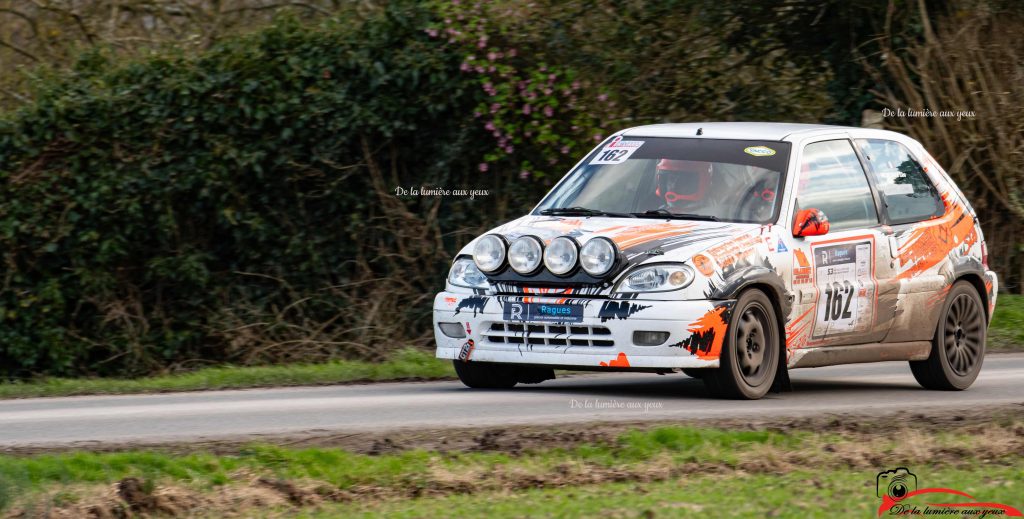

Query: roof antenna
left=696, top=127, right=703, bottom=136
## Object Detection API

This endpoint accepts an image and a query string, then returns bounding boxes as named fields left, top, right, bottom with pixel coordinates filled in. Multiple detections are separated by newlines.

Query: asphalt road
left=1, top=353, right=1022, bottom=448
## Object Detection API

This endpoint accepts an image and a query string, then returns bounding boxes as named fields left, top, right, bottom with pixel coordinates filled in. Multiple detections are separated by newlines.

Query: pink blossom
left=505, top=145, right=514, bottom=153
left=508, top=48, right=518, bottom=57
left=548, top=74, right=556, bottom=81
left=487, top=52, right=497, bottom=61
left=593, top=134, right=603, bottom=142
left=543, top=88, right=552, bottom=95
left=444, top=18, right=452, bottom=25
left=425, top=28, right=439, bottom=37
left=543, top=106, right=554, bottom=117
left=475, top=66, right=485, bottom=73
left=572, top=81, right=581, bottom=90
left=473, top=110, right=482, bottom=118
left=478, top=163, right=489, bottom=172
left=522, top=104, right=531, bottom=115
left=597, top=93, right=609, bottom=102
left=524, top=131, right=532, bottom=137
left=490, top=103, right=500, bottom=113
left=560, top=145, right=570, bottom=154
left=488, top=66, right=495, bottom=72
left=519, top=170, right=530, bottom=179
left=492, top=130, right=501, bottom=137
left=484, top=121, right=495, bottom=131
left=460, top=62, right=471, bottom=72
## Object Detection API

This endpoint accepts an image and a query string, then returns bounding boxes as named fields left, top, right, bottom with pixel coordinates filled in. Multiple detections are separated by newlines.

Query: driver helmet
left=655, top=159, right=712, bottom=205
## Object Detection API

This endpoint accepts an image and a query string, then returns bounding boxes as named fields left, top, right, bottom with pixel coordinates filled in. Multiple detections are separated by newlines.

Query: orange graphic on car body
left=685, top=306, right=729, bottom=360
left=896, top=193, right=975, bottom=280
left=599, top=352, right=631, bottom=367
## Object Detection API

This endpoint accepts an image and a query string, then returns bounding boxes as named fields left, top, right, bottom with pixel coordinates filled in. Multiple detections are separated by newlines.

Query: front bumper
left=433, top=291, right=732, bottom=369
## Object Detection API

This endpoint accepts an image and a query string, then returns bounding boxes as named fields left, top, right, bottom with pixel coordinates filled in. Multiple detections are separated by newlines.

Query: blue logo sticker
left=777, top=239, right=789, bottom=253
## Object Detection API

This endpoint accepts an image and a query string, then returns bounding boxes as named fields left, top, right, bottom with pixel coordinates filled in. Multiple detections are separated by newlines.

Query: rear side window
left=796, top=140, right=878, bottom=231
left=856, top=139, right=944, bottom=224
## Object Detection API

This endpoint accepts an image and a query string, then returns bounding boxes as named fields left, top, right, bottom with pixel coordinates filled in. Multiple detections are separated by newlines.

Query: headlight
left=448, top=258, right=489, bottom=289
left=544, top=237, right=578, bottom=276
left=615, top=263, right=694, bottom=293
left=508, top=236, right=544, bottom=274
left=473, top=234, right=506, bottom=273
left=580, top=237, right=617, bottom=277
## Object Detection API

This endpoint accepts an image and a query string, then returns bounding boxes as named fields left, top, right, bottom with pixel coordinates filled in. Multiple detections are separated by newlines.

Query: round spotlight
left=580, top=237, right=617, bottom=276
left=508, top=236, right=544, bottom=274
left=544, top=236, right=579, bottom=276
left=473, top=234, right=506, bottom=273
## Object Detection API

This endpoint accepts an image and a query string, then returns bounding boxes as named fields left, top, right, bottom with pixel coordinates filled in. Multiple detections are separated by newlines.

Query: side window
left=796, top=140, right=878, bottom=231
left=856, top=139, right=944, bottom=224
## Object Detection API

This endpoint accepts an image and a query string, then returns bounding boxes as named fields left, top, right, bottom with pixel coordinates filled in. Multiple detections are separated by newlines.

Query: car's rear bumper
left=433, top=291, right=733, bottom=369
left=985, top=269, right=999, bottom=324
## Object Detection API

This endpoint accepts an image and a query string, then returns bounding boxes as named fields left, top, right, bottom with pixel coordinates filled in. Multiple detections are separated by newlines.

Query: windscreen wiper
left=539, top=206, right=634, bottom=218
left=632, top=209, right=720, bottom=221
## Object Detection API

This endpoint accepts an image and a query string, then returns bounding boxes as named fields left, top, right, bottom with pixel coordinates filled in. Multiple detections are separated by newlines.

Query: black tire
left=910, top=281, right=986, bottom=390
left=681, top=368, right=708, bottom=379
left=452, top=360, right=519, bottom=389
left=703, top=289, right=780, bottom=400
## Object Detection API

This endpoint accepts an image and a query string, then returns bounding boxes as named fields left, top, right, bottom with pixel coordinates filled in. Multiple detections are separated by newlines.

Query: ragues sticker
left=590, top=136, right=644, bottom=165
left=743, top=146, right=776, bottom=157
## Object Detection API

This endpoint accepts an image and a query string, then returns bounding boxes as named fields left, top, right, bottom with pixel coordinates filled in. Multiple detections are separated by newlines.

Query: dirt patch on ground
left=4, top=405, right=1023, bottom=518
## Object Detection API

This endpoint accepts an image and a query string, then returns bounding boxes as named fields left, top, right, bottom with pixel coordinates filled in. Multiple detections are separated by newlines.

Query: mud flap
left=771, top=356, right=792, bottom=393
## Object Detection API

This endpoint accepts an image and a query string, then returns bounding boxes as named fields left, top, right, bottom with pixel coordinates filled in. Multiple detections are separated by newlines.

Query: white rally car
left=433, top=123, right=998, bottom=399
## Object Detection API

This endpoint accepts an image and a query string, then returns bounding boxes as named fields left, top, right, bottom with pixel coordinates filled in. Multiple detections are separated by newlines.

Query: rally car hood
left=459, top=215, right=761, bottom=273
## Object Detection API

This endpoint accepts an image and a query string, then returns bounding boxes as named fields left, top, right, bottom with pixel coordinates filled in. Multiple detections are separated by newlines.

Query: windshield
left=535, top=137, right=792, bottom=223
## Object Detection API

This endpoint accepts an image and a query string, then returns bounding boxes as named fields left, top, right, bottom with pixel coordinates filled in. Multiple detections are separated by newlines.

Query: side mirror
left=793, top=208, right=830, bottom=237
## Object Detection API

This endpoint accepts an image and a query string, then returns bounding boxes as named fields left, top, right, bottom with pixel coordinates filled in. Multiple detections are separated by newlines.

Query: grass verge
left=990, top=293, right=1024, bottom=351
left=0, top=348, right=453, bottom=400
left=1, top=415, right=1022, bottom=517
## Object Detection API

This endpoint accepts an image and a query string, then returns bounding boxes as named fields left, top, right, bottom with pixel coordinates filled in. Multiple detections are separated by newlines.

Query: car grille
left=482, top=322, right=614, bottom=347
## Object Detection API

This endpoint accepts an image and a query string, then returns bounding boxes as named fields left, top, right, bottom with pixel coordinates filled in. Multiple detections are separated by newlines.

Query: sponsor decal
left=454, top=296, right=488, bottom=317
left=691, top=253, right=715, bottom=277
left=465, top=322, right=472, bottom=335
left=504, top=302, right=584, bottom=323
left=876, top=467, right=1022, bottom=517
left=792, top=249, right=812, bottom=285
left=599, top=352, right=631, bottom=367
left=707, top=233, right=761, bottom=270
left=598, top=301, right=652, bottom=322
left=458, top=339, right=475, bottom=362
left=776, top=238, right=788, bottom=253
left=743, top=145, right=776, bottom=157
left=590, top=136, right=644, bottom=164
left=444, top=297, right=458, bottom=307
left=812, top=240, right=876, bottom=338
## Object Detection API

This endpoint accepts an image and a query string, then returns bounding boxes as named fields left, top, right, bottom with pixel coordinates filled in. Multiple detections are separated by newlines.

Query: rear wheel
left=910, top=281, right=986, bottom=390
left=704, top=289, right=780, bottom=399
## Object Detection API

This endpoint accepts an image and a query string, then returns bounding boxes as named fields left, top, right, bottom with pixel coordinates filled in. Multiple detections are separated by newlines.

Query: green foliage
left=0, top=5, right=493, bottom=377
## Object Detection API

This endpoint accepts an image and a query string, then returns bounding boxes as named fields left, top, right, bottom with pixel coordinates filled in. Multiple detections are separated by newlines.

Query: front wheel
left=703, top=289, right=780, bottom=400
left=910, top=281, right=986, bottom=390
